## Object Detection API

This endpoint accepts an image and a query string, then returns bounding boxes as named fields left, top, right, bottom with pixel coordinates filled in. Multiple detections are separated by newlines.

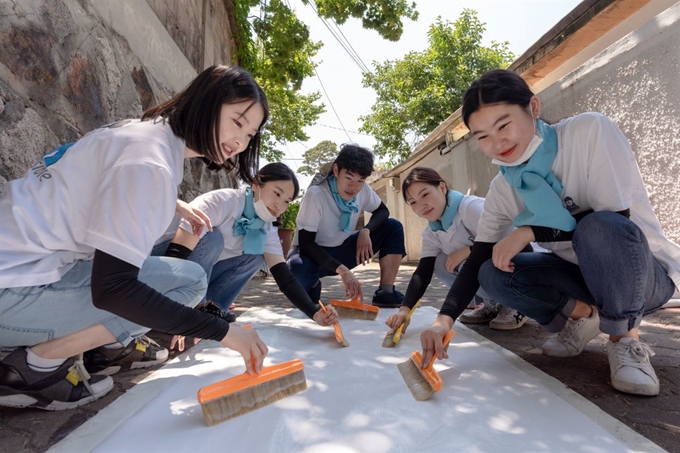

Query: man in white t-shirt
left=288, top=145, right=406, bottom=307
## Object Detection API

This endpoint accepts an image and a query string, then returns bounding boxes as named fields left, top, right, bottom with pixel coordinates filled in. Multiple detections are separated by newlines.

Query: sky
left=265, top=0, right=584, bottom=187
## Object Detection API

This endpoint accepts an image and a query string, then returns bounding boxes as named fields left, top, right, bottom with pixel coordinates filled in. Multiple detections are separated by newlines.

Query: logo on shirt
left=563, top=196, right=580, bottom=212
left=42, top=142, right=75, bottom=167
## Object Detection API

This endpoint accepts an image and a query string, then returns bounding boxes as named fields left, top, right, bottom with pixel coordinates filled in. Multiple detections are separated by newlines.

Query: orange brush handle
left=414, top=330, right=455, bottom=392
left=329, top=296, right=380, bottom=314
left=318, top=301, right=344, bottom=343
left=197, top=359, right=304, bottom=404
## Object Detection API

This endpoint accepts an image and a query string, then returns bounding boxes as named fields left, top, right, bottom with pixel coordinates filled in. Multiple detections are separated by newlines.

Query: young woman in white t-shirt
left=158, top=163, right=339, bottom=351
left=420, top=69, right=680, bottom=396
left=385, top=167, right=527, bottom=334
left=0, top=65, right=270, bottom=410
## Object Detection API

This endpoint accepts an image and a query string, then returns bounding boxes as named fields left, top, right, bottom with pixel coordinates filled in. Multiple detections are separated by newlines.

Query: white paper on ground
left=51, top=307, right=664, bottom=453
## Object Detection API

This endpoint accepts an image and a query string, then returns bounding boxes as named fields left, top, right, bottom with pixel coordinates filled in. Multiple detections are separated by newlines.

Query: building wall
left=539, top=2, right=680, bottom=242
left=0, top=0, right=237, bottom=199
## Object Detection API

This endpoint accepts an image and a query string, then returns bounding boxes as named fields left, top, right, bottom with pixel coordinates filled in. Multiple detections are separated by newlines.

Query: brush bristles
left=334, top=306, right=378, bottom=320
left=339, top=337, right=350, bottom=347
left=200, top=369, right=307, bottom=426
left=382, top=332, right=396, bottom=348
left=397, top=358, right=434, bottom=401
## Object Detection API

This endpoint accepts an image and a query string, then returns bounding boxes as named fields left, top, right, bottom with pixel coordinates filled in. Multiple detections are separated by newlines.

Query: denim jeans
left=478, top=212, right=675, bottom=335
left=0, top=257, right=207, bottom=348
left=206, top=254, right=264, bottom=310
left=287, top=218, right=407, bottom=296
left=154, top=230, right=263, bottom=311
left=433, top=253, right=491, bottom=302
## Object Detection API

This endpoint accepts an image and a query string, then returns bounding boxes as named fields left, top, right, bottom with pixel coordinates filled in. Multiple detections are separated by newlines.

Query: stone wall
left=0, top=0, right=237, bottom=200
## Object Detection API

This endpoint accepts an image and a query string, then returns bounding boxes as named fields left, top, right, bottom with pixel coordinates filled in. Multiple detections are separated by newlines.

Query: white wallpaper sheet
left=52, top=307, right=662, bottom=453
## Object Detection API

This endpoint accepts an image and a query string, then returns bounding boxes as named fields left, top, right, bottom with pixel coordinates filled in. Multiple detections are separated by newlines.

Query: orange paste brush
left=382, top=300, right=421, bottom=348
left=319, top=301, right=349, bottom=347
left=330, top=296, right=379, bottom=321
left=397, top=330, right=455, bottom=401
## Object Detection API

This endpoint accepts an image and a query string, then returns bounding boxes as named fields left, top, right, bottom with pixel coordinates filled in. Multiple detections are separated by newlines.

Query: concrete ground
left=1, top=262, right=678, bottom=453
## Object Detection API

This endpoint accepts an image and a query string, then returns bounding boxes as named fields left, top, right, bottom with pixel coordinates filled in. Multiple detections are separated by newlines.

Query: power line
left=314, top=123, right=373, bottom=137
left=314, top=67, right=352, bottom=142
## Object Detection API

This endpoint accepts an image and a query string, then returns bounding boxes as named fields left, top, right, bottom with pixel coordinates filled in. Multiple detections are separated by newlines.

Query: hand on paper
left=355, top=228, right=374, bottom=266
left=492, top=226, right=534, bottom=272
left=220, top=325, right=268, bottom=374
left=337, top=265, right=364, bottom=302
left=420, top=315, right=454, bottom=367
left=175, top=200, right=212, bottom=236
left=385, top=306, right=411, bottom=334
left=313, top=304, right=339, bottom=326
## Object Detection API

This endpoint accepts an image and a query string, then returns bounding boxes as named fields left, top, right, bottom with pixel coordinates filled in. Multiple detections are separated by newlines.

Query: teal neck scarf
left=233, top=187, right=267, bottom=255
left=500, top=120, right=576, bottom=231
left=328, top=176, right=359, bottom=233
left=429, top=190, right=464, bottom=232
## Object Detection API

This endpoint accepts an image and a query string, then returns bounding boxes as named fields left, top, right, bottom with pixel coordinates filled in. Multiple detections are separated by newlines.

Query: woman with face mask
left=385, top=167, right=527, bottom=335
left=419, top=69, right=680, bottom=396
left=155, top=163, right=339, bottom=352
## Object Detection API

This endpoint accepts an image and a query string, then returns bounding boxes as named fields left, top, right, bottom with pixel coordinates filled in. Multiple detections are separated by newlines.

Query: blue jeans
left=288, top=218, right=407, bottom=297
left=154, top=230, right=263, bottom=311
left=0, top=257, right=207, bottom=348
left=433, top=253, right=490, bottom=303
left=479, top=212, right=675, bottom=335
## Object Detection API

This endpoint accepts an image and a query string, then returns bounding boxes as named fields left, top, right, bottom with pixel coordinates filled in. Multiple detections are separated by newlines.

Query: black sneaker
left=0, top=348, right=113, bottom=410
left=84, top=335, right=169, bottom=376
left=199, top=302, right=237, bottom=323
left=372, top=287, right=405, bottom=308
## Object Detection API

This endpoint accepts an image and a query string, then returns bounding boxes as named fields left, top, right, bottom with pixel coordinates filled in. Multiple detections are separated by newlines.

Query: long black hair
left=142, top=65, right=268, bottom=184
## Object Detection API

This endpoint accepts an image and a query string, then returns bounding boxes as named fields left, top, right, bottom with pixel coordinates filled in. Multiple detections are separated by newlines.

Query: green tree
left=297, top=140, right=338, bottom=176
left=233, top=0, right=419, bottom=161
left=359, top=9, right=515, bottom=164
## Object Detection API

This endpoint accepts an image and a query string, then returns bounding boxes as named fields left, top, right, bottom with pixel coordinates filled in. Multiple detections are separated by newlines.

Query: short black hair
left=254, top=162, right=300, bottom=199
left=142, top=65, right=268, bottom=184
left=332, top=144, right=374, bottom=178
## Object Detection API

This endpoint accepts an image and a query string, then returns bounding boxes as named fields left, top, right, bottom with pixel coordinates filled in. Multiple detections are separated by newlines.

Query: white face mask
left=253, top=197, right=277, bottom=222
left=492, top=119, right=543, bottom=167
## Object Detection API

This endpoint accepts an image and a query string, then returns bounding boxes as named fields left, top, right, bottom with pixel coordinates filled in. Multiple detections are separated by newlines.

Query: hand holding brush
left=319, top=301, right=350, bottom=347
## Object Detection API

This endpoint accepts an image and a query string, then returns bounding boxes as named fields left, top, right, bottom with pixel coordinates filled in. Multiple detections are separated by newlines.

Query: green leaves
left=297, top=140, right=339, bottom=176
left=360, top=9, right=514, bottom=164
left=234, top=0, right=420, bottom=162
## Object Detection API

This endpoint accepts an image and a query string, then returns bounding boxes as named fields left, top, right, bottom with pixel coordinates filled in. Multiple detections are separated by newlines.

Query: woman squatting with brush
left=155, top=162, right=340, bottom=352
left=419, top=69, right=680, bottom=396
left=0, top=65, right=270, bottom=410
left=385, top=167, right=527, bottom=336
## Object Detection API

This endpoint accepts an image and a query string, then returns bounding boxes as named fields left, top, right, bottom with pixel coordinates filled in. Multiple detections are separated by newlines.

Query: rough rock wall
left=0, top=0, right=235, bottom=200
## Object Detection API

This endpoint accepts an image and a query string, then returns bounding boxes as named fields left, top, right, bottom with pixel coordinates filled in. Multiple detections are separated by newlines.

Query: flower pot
left=277, top=228, right=294, bottom=257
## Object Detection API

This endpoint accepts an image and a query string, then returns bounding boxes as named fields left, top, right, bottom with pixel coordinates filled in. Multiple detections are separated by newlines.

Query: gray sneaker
left=542, top=308, right=600, bottom=357
left=459, top=301, right=499, bottom=324
left=489, top=306, right=527, bottom=330
left=607, top=338, right=659, bottom=396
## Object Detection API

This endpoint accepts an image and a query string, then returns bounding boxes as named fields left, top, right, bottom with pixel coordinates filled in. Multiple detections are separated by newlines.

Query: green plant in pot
left=277, top=199, right=300, bottom=256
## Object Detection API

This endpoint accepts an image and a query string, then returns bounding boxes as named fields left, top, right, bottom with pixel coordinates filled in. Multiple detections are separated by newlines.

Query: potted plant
left=277, top=199, right=300, bottom=257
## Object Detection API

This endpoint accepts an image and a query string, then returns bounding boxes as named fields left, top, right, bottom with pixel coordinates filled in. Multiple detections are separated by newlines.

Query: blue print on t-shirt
left=42, top=142, right=75, bottom=167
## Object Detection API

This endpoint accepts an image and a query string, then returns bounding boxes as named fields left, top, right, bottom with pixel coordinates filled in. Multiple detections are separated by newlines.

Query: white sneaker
left=459, top=301, right=499, bottom=324
left=542, top=308, right=600, bottom=357
left=607, top=337, right=659, bottom=396
left=490, top=306, right=527, bottom=331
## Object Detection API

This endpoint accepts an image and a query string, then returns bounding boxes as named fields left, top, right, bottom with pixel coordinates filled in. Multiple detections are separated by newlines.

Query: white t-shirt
left=0, top=119, right=186, bottom=288
left=421, top=195, right=487, bottom=258
left=177, top=187, right=283, bottom=261
left=293, top=180, right=382, bottom=247
left=477, top=112, right=680, bottom=289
